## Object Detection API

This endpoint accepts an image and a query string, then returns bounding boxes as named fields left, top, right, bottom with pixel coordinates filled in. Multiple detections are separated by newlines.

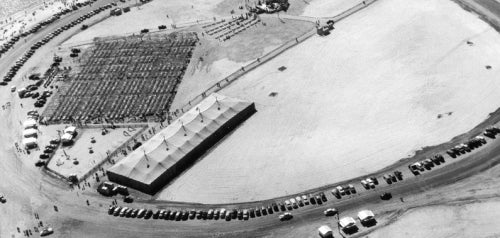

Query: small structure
left=318, top=225, right=333, bottom=238
left=358, top=210, right=376, bottom=226
left=339, top=216, right=357, bottom=231
left=110, top=8, right=122, bottom=16
left=64, top=126, right=77, bottom=135
left=23, top=119, right=37, bottom=129
left=23, top=128, right=38, bottom=138
left=61, top=133, right=74, bottom=145
left=97, top=182, right=115, bottom=196
left=22, top=137, right=38, bottom=149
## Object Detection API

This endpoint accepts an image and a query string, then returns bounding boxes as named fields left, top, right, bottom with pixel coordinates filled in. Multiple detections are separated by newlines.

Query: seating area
left=42, top=32, right=198, bottom=124
left=203, top=14, right=261, bottom=42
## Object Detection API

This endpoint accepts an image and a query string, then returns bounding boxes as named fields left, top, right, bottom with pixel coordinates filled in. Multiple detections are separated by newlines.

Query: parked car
left=39, top=227, right=53, bottom=236
left=380, top=192, right=392, bottom=200
left=279, top=212, right=293, bottom=221
left=324, top=208, right=338, bottom=216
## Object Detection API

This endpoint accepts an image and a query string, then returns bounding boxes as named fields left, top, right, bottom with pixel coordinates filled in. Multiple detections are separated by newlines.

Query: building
left=23, top=119, right=37, bottom=129
left=339, top=216, right=357, bottom=230
left=107, top=93, right=256, bottom=194
left=22, top=137, right=38, bottom=149
left=318, top=225, right=333, bottom=238
left=357, top=210, right=375, bottom=223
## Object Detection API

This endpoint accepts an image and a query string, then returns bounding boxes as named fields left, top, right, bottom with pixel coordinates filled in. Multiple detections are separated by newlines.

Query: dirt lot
left=171, top=16, right=315, bottom=110
left=159, top=0, right=500, bottom=203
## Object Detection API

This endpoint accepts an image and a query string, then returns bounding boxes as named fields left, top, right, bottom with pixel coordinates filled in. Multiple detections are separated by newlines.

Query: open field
left=171, top=16, right=315, bottom=110
left=301, top=0, right=365, bottom=17
left=158, top=0, right=500, bottom=203
left=365, top=200, right=500, bottom=238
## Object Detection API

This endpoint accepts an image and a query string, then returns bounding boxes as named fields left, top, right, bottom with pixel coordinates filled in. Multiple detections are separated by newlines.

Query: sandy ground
left=63, top=0, right=229, bottom=45
left=301, top=0, right=365, bottom=17
left=365, top=200, right=500, bottom=238
left=0, top=0, right=91, bottom=44
left=171, top=17, right=314, bottom=110
left=46, top=127, right=140, bottom=178
left=158, top=0, right=500, bottom=203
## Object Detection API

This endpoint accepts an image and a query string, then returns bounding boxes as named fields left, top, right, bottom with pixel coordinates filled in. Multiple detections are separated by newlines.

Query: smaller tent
left=318, top=225, right=333, bottom=238
left=339, top=216, right=357, bottom=229
left=23, top=128, right=38, bottom=138
left=357, top=210, right=375, bottom=222
left=22, top=137, right=38, bottom=149
left=23, top=119, right=37, bottom=129
left=64, top=126, right=77, bottom=135
left=61, top=133, right=74, bottom=144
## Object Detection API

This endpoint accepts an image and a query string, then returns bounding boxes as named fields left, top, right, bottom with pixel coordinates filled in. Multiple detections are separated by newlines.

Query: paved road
left=1, top=0, right=500, bottom=237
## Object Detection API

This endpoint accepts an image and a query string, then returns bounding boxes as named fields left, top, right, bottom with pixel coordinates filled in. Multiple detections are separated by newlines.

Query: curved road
left=1, top=0, right=500, bottom=237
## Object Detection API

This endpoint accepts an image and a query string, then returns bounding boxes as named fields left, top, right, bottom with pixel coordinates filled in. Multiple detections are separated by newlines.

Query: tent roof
left=61, top=133, right=73, bottom=140
left=23, top=119, right=37, bottom=128
left=357, top=210, right=374, bottom=221
left=108, top=93, right=254, bottom=185
left=22, top=137, right=37, bottom=145
left=23, top=128, right=38, bottom=136
left=64, top=126, right=77, bottom=134
left=339, top=217, right=356, bottom=228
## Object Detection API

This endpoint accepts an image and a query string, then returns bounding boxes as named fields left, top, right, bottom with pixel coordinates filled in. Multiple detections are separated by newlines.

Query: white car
left=40, top=227, right=54, bottom=236
left=279, top=212, right=293, bottom=221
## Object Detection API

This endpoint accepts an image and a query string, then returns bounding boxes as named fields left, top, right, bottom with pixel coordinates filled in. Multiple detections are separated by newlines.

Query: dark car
left=35, top=160, right=46, bottom=167
left=152, top=210, right=160, bottom=219
left=380, top=192, right=392, bottom=200
left=188, top=210, right=196, bottom=219
left=39, top=153, right=49, bottom=159
left=43, top=148, right=54, bottom=154
left=144, top=209, right=153, bottom=219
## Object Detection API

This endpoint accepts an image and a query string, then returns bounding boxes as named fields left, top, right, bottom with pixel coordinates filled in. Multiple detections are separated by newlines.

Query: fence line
left=76, top=125, right=148, bottom=183
left=171, top=0, right=378, bottom=116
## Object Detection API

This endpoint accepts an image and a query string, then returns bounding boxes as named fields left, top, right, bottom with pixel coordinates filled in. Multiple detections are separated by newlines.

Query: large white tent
left=107, top=93, right=256, bottom=194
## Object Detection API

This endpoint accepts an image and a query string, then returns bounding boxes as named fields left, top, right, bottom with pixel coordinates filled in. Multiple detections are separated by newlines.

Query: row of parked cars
left=35, top=138, right=61, bottom=167
left=382, top=171, right=403, bottom=184
left=283, top=192, right=328, bottom=209
left=360, top=177, right=379, bottom=190
left=331, top=184, right=356, bottom=199
left=0, top=0, right=113, bottom=86
left=0, top=0, right=99, bottom=59
left=409, top=154, right=446, bottom=175
left=446, top=136, right=487, bottom=159
left=107, top=193, right=329, bottom=222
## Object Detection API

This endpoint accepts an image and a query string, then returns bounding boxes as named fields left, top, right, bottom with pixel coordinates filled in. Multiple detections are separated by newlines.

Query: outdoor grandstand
left=106, top=93, right=256, bottom=194
left=41, top=32, right=198, bottom=124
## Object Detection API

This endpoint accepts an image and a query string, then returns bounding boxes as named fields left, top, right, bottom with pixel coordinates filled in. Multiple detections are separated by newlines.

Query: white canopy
left=108, top=93, right=255, bottom=186
left=22, top=137, right=37, bottom=147
left=318, top=225, right=332, bottom=236
left=23, top=119, right=37, bottom=129
left=357, top=210, right=375, bottom=221
left=339, top=216, right=356, bottom=228
left=23, top=128, right=38, bottom=138
left=64, top=126, right=77, bottom=135
left=61, top=133, right=73, bottom=142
